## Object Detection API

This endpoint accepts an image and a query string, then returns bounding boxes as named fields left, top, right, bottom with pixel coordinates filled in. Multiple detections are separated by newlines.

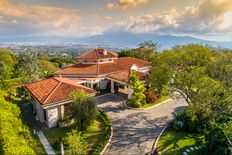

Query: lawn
left=130, top=95, right=169, bottom=108
left=156, top=128, right=205, bottom=155
left=44, top=119, right=104, bottom=155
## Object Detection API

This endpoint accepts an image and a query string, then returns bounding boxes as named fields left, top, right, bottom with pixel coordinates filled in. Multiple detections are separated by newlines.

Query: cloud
left=105, top=16, right=112, bottom=20
left=0, top=0, right=85, bottom=37
left=118, top=0, right=232, bottom=38
left=107, top=0, right=149, bottom=10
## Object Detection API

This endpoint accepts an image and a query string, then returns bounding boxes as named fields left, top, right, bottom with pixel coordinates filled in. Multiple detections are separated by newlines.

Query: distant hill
left=1, top=31, right=232, bottom=49
left=79, top=31, right=232, bottom=49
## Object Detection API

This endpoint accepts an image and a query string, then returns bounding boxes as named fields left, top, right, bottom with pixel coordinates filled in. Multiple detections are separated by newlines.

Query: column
left=111, top=80, right=115, bottom=93
left=90, top=80, right=94, bottom=89
left=60, top=105, right=64, bottom=119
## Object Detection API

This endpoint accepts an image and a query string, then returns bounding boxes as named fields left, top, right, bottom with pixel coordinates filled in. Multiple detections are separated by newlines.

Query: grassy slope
left=13, top=97, right=46, bottom=155
left=140, top=95, right=170, bottom=108
left=44, top=120, right=104, bottom=155
left=156, top=128, right=205, bottom=155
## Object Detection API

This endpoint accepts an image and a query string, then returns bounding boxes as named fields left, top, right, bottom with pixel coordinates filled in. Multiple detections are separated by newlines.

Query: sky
left=0, top=0, right=232, bottom=41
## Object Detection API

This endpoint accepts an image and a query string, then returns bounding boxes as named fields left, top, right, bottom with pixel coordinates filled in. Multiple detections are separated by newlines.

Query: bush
left=171, top=120, right=185, bottom=130
left=206, top=125, right=232, bottom=155
left=171, top=110, right=207, bottom=134
left=92, top=110, right=111, bottom=155
left=0, top=90, right=35, bottom=155
left=145, top=91, right=158, bottom=103
left=64, top=130, right=87, bottom=155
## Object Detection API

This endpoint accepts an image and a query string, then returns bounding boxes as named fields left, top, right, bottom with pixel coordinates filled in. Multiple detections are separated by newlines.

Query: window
left=64, top=103, right=72, bottom=115
left=44, top=109, right=47, bottom=121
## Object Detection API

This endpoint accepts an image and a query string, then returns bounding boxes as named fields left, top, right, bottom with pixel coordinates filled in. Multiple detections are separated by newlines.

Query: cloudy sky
left=0, top=0, right=232, bottom=41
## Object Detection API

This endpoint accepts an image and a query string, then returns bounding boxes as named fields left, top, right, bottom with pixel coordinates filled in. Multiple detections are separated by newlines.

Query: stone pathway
left=37, top=131, right=56, bottom=155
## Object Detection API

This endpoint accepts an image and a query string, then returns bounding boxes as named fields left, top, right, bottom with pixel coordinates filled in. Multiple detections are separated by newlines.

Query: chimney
left=103, top=49, right=107, bottom=55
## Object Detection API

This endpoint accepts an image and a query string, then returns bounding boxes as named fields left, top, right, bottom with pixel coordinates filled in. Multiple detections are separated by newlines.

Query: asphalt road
left=97, top=94, right=187, bottom=155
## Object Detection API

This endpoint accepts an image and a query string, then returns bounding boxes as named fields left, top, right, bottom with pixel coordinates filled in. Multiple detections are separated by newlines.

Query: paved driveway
left=97, top=94, right=187, bottom=155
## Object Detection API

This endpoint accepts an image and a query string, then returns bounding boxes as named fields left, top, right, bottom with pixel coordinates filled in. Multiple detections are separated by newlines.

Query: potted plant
left=58, top=115, right=75, bottom=128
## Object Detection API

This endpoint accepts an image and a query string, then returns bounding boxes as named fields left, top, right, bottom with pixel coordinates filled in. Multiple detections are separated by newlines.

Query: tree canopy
left=118, top=40, right=158, bottom=61
left=70, top=90, right=97, bottom=131
left=150, top=44, right=232, bottom=154
left=128, top=71, right=146, bottom=107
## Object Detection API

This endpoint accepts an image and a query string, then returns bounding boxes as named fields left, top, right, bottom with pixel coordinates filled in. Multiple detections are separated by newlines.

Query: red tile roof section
left=55, top=57, right=150, bottom=76
left=107, top=70, right=149, bottom=84
left=25, top=77, right=96, bottom=106
left=79, top=48, right=118, bottom=59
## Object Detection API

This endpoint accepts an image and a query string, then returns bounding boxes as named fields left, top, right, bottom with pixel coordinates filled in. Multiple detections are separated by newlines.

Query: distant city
left=0, top=43, right=126, bottom=58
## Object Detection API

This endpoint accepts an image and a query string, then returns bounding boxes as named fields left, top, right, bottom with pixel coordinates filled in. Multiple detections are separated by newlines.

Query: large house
left=26, top=48, right=150, bottom=128
left=54, top=48, right=150, bottom=96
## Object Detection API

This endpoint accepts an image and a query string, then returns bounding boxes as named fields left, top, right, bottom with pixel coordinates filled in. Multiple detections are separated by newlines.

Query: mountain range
left=1, top=31, right=232, bottom=49
left=78, top=31, right=232, bottom=49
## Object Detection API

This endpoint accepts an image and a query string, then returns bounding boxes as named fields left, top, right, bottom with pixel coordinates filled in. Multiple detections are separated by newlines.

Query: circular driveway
left=97, top=94, right=187, bottom=155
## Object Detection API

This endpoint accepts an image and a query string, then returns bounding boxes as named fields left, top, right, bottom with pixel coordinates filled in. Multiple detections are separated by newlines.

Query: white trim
left=106, top=77, right=129, bottom=86
left=100, top=127, right=113, bottom=155
left=151, top=125, right=168, bottom=155
left=123, top=98, right=172, bottom=110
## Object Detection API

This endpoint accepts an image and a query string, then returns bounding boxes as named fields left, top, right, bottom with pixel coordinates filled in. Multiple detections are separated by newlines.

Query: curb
left=100, top=126, right=113, bottom=155
left=151, top=125, right=168, bottom=155
left=123, top=98, right=172, bottom=110
left=97, top=93, right=113, bottom=98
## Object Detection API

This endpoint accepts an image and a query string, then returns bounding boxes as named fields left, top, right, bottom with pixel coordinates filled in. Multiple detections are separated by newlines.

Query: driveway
left=97, top=94, right=187, bottom=155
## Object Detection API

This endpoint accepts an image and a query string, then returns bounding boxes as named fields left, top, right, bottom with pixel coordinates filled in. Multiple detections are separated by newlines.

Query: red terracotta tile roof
left=55, top=57, right=150, bottom=76
left=78, top=48, right=118, bottom=59
left=107, top=70, right=149, bottom=84
left=25, top=77, right=96, bottom=106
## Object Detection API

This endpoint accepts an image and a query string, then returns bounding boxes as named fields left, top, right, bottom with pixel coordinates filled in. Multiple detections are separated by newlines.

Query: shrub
left=206, top=125, right=232, bottom=155
left=145, top=91, right=158, bottom=103
left=92, top=110, right=112, bottom=155
left=172, top=120, right=185, bottom=130
left=64, top=130, right=87, bottom=155
left=128, top=71, right=146, bottom=108
left=171, top=110, right=207, bottom=134
left=0, top=90, right=35, bottom=155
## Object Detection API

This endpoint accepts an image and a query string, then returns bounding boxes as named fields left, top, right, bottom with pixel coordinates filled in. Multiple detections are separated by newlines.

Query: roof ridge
left=96, top=48, right=100, bottom=59
left=43, top=80, right=62, bottom=104
left=78, top=49, right=95, bottom=58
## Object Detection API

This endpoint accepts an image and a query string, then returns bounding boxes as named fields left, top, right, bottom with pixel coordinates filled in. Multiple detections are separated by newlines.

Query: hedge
left=91, top=110, right=112, bottom=155
left=0, top=90, right=35, bottom=155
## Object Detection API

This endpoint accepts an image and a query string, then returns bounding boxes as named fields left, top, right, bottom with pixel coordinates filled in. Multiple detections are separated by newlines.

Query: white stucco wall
left=99, top=79, right=109, bottom=90
left=35, top=101, right=45, bottom=123
left=46, top=106, right=61, bottom=128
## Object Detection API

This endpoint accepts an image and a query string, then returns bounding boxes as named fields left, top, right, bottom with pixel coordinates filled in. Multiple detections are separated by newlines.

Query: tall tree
left=118, top=40, right=158, bottom=61
left=0, top=49, right=17, bottom=80
left=17, top=51, right=41, bottom=83
left=150, top=44, right=232, bottom=153
left=39, top=60, right=57, bottom=78
left=70, top=90, right=97, bottom=131
left=128, top=71, right=146, bottom=108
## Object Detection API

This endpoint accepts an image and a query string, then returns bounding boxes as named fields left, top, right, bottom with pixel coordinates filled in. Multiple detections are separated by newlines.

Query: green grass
left=156, top=128, right=205, bottom=155
left=12, top=97, right=46, bottom=155
left=140, top=95, right=170, bottom=108
left=44, top=120, right=104, bottom=155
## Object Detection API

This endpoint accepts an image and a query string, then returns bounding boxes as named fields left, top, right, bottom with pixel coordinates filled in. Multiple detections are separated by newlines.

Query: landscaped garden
left=139, top=95, right=170, bottom=108
left=156, top=128, right=205, bottom=155
left=125, top=71, right=170, bottom=109
left=44, top=90, right=112, bottom=155
left=44, top=117, right=105, bottom=154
